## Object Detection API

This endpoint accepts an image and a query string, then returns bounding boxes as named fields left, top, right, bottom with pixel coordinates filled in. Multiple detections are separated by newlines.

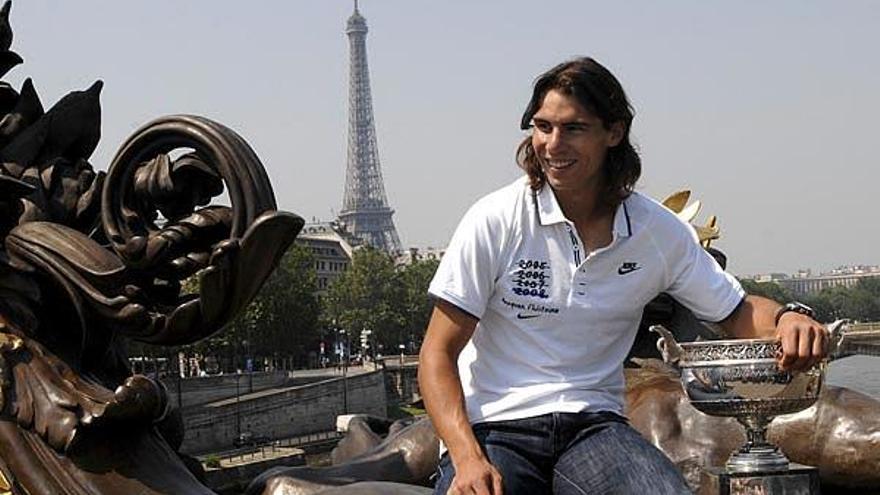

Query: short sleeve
left=428, top=201, right=506, bottom=320
left=663, top=221, right=745, bottom=323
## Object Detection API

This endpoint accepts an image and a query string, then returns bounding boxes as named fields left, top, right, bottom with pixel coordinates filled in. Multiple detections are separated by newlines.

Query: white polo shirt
left=429, top=177, right=744, bottom=424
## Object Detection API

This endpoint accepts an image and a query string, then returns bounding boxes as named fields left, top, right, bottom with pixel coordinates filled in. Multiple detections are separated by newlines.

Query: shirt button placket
left=574, top=264, right=587, bottom=296
left=565, top=222, right=589, bottom=298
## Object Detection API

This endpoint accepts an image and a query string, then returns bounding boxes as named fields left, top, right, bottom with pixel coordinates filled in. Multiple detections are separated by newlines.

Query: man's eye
left=564, top=124, right=589, bottom=133
left=532, top=121, right=552, bottom=133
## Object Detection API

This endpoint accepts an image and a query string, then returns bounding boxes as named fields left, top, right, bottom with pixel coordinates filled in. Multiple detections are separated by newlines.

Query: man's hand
left=775, top=312, right=828, bottom=371
left=448, top=455, right=504, bottom=495
left=720, top=295, right=829, bottom=371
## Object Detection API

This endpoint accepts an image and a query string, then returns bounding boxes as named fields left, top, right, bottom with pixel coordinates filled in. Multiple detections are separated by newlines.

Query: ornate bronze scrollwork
left=0, top=2, right=302, bottom=493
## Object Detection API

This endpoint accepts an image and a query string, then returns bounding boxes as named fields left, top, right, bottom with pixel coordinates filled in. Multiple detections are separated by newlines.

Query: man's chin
left=545, top=176, right=574, bottom=190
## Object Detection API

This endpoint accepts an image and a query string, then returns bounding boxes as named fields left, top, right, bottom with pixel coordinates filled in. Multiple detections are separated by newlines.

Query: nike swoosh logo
left=517, top=313, right=541, bottom=319
left=617, top=266, right=642, bottom=275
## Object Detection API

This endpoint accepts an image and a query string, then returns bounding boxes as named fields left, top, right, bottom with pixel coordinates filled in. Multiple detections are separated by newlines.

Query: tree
left=188, top=243, right=320, bottom=370
left=856, top=277, right=880, bottom=298
left=802, top=291, right=838, bottom=323
left=324, top=247, right=404, bottom=354
left=798, top=281, right=880, bottom=323
left=739, top=279, right=793, bottom=303
left=397, top=257, right=440, bottom=351
left=734, top=278, right=880, bottom=324
left=258, top=243, right=321, bottom=366
left=322, top=248, right=440, bottom=356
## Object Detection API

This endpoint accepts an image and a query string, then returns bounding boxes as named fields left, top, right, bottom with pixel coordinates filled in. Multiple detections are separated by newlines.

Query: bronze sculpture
left=247, top=417, right=437, bottom=495
left=0, top=2, right=302, bottom=492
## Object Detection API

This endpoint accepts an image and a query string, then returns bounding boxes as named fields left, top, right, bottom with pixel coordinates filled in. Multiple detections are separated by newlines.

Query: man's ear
left=607, top=121, right=625, bottom=147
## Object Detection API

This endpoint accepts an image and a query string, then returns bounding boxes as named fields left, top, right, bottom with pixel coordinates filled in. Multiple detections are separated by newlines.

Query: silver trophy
left=652, top=321, right=877, bottom=473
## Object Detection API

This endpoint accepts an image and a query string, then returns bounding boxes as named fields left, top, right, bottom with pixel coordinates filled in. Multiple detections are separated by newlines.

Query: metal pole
left=176, top=352, right=182, bottom=409
left=342, top=329, right=349, bottom=413
left=235, top=373, right=241, bottom=441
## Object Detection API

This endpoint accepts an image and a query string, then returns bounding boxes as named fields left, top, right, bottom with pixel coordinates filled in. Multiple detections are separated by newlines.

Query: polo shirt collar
left=535, top=185, right=633, bottom=238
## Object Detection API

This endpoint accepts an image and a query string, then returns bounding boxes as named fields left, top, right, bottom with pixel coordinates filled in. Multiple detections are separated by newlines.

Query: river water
left=826, top=355, right=880, bottom=398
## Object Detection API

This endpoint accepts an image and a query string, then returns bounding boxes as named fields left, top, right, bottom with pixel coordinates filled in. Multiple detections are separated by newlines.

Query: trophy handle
left=828, top=319, right=880, bottom=361
left=651, top=325, right=685, bottom=366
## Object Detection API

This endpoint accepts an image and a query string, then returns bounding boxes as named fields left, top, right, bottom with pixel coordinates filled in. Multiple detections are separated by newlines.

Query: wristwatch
left=774, top=302, right=815, bottom=326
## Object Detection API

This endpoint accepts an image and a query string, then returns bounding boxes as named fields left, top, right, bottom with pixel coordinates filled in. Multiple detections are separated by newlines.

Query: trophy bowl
left=651, top=325, right=826, bottom=473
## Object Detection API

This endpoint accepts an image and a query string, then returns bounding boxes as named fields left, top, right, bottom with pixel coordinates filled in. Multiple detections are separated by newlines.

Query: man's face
left=530, top=89, right=623, bottom=195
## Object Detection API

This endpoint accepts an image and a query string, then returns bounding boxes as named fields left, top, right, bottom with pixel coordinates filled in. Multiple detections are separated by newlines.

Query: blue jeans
left=433, top=411, right=691, bottom=494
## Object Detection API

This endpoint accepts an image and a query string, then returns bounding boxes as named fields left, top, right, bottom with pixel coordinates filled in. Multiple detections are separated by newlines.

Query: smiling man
left=418, top=57, right=828, bottom=495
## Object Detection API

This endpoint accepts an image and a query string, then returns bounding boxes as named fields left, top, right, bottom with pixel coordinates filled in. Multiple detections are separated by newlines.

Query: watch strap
left=774, top=302, right=814, bottom=326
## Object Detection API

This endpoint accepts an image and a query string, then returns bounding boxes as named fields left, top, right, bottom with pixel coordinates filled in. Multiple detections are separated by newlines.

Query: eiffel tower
left=337, top=0, right=402, bottom=254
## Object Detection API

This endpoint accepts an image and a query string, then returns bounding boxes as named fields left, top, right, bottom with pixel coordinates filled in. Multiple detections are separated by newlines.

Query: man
left=418, top=57, right=827, bottom=495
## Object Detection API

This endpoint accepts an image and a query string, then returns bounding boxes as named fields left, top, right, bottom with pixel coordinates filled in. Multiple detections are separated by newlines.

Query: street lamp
left=235, top=368, right=241, bottom=440
left=336, top=324, right=349, bottom=414
left=360, top=328, right=372, bottom=366
left=242, top=338, right=252, bottom=394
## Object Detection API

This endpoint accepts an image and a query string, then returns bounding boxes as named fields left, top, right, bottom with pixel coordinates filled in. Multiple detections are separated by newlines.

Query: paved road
left=204, top=365, right=379, bottom=407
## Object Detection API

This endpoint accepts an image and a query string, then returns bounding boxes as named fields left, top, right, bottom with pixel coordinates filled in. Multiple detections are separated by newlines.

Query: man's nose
left=545, top=128, right=564, bottom=152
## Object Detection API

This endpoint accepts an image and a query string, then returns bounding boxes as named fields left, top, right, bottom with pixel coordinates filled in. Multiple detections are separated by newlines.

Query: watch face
left=776, top=302, right=814, bottom=326
left=789, top=302, right=814, bottom=314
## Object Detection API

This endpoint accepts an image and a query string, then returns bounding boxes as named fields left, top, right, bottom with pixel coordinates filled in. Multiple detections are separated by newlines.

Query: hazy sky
left=7, top=1, right=878, bottom=276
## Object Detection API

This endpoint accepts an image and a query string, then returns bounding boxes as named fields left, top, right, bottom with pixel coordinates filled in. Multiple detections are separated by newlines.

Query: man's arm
left=719, top=295, right=828, bottom=371
left=418, top=300, right=503, bottom=495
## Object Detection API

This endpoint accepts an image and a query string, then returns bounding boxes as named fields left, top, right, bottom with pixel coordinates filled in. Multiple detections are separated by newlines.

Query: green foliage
left=323, top=247, right=438, bottom=354
left=185, top=243, right=321, bottom=370
left=802, top=279, right=880, bottom=323
left=324, top=247, right=402, bottom=350
left=741, top=277, right=880, bottom=323
left=127, top=244, right=440, bottom=372
left=801, top=291, right=838, bottom=323
left=387, top=404, right=427, bottom=419
left=397, top=257, right=440, bottom=349
left=203, top=454, right=221, bottom=469
left=739, top=279, right=793, bottom=303
left=856, top=277, right=880, bottom=298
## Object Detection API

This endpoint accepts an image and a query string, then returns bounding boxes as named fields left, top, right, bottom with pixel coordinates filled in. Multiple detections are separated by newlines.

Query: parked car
left=233, top=432, right=269, bottom=447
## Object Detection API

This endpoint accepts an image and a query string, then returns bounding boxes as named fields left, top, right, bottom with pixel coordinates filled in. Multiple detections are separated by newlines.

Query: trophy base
left=726, top=445, right=789, bottom=473
left=698, top=464, right=821, bottom=495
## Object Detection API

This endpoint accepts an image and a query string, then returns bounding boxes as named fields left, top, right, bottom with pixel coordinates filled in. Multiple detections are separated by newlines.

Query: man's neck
left=552, top=183, right=616, bottom=252
left=553, top=183, right=609, bottom=225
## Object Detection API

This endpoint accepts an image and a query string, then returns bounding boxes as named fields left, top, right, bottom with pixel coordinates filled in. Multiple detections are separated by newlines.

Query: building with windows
left=750, top=265, right=880, bottom=297
left=296, top=222, right=355, bottom=297
left=395, top=246, right=446, bottom=266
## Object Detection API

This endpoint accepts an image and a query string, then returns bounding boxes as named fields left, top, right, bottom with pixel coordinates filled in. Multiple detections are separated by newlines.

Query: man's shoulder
left=477, top=176, right=530, bottom=204
left=626, top=191, right=697, bottom=242
left=466, top=176, right=531, bottom=219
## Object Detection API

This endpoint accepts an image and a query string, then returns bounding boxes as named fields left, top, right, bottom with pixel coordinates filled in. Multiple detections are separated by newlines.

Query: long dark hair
left=516, top=57, right=641, bottom=208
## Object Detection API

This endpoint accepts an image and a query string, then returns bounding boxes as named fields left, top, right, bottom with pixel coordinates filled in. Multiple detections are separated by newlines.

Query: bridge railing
left=850, top=322, right=880, bottom=333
